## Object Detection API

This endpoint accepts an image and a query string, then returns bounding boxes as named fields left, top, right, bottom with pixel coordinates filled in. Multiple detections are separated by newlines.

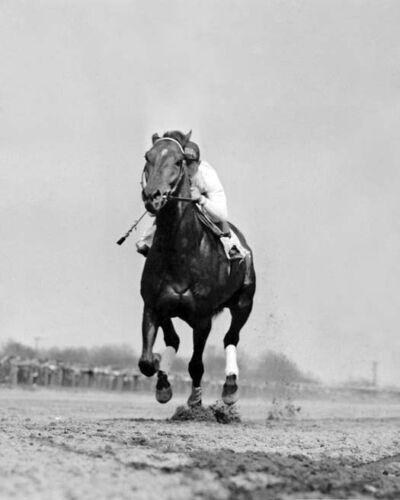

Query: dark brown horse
left=138, top=130, right=256, bottom=406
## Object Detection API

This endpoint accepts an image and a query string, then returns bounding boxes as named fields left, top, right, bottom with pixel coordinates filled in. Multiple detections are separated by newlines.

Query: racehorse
left=138, top=130, right=256, bottom=406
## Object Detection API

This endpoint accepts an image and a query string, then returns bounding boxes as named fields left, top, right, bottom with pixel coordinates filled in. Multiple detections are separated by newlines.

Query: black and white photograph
left=1, top=1, right=400, bottom=499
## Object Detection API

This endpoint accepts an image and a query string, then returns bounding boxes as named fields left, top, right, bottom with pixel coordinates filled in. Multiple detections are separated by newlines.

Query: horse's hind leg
left=187, top=317, right=212, bottom=407
left=222, top=297, right=254, bottom=405
left=156, top=318, right=180, bottom=404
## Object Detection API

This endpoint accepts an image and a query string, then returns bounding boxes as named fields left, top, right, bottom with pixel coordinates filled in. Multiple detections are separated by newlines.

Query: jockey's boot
left=136, top=240, right=150, bottom=257
left=221, top=236, right=247, bottom=261
left=228, top=245, right=245, bottom=260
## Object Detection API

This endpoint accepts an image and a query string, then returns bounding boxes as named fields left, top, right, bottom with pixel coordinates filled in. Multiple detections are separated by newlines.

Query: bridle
left=117, top=138, right=193, bottom=246
left=141, top=137, right=195, bottom=203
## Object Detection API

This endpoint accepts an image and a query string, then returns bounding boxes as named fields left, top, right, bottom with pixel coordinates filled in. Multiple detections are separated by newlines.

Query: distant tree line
left=0, top=340, right=314, bottom=383
left=0, top=340, right=138, bottom=369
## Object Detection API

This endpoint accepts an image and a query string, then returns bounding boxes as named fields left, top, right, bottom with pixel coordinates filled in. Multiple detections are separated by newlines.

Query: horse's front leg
left=155, top=318, right=180, bottom=404
left=187, top=317, right=212, bottom=407
left=138, top=306, right=160, bottom=377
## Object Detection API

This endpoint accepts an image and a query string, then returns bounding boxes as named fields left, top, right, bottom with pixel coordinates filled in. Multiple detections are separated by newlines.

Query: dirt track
left=1, top=389, right=400, bottom=499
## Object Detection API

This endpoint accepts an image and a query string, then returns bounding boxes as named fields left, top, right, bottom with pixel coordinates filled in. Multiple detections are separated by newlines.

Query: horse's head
left=141, top=130, right=192, bottom=214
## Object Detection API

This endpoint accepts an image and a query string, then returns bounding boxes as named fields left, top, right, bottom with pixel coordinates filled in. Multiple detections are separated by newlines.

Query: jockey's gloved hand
left=190, top=186, right=202, bottom=202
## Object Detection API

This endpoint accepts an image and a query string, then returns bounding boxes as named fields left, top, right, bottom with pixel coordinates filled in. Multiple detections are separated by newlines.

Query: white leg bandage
left=225, top=345, right=239, bottom=378
left=159, top=346, right=177, bottom=374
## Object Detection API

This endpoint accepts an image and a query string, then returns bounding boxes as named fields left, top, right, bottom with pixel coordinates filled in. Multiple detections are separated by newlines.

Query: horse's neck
left=155, top=173, right=201, bottom=252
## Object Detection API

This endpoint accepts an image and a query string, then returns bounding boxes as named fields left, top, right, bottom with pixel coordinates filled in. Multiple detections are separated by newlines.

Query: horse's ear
left=152, top=133, right=160, bottom=144
left=183, top=130, right=192, bottom=146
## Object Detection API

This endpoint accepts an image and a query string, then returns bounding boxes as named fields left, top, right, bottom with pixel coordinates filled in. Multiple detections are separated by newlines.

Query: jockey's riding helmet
left=184, top=141, right=200, bottom=163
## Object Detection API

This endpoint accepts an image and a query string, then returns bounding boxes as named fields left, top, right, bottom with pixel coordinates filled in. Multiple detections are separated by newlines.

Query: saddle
left=195, top=206, right=231, bottom=238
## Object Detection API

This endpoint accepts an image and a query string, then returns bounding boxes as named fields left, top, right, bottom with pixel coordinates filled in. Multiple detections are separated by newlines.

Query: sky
left=1, top=0, right=400, bottom=385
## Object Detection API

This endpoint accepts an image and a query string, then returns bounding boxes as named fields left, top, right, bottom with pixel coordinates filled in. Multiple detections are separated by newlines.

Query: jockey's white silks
left=159, top=345, right=177, bottom=374
left=225, top=345, right=239, bottom=378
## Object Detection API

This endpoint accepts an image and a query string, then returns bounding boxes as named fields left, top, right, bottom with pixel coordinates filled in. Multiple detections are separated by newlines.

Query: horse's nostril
left=143, top=189, right=166, bottom=212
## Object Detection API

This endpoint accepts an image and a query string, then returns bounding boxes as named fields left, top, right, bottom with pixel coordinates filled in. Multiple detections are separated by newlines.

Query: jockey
left=136, top=140, right=248, bottom=260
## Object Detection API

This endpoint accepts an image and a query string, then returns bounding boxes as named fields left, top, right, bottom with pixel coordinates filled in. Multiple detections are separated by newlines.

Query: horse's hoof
left=138, top=353, right=160, bottom=378
left=187, top=386, right=202, bottom=407
left=222, top=374, right=239, bottom=405
left=138, top=359, right=156, bottom=377
left=156, top=371, right=172, bottom=404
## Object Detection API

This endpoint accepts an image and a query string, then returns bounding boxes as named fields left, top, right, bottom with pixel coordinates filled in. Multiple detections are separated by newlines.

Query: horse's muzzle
left=142, top=189, right=168, bottom=214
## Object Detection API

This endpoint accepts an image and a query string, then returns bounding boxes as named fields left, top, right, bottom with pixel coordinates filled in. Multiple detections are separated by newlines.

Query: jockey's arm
left=197, top=163, right=228, bottom=223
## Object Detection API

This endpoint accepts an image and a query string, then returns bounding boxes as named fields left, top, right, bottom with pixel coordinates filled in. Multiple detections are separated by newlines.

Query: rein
left=165, top=194, right=195, bottom=203
left=164, top=194, right=196, bottom=203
